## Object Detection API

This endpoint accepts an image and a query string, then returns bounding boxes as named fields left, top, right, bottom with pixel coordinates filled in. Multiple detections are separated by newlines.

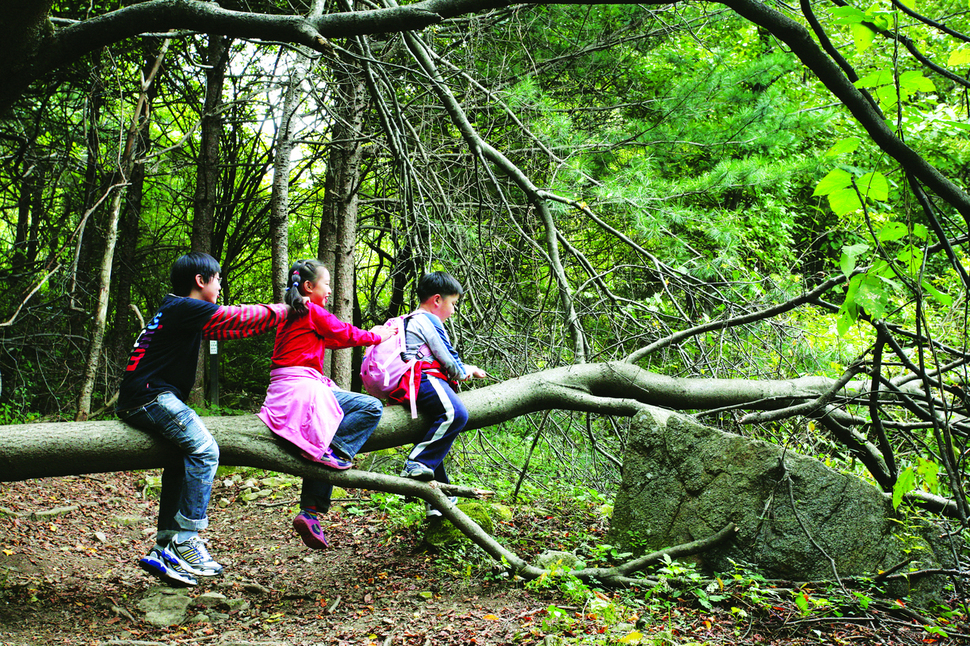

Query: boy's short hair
left=171, top=252, right=221, bottom=296
left=417, top=271, right=463, bottom=302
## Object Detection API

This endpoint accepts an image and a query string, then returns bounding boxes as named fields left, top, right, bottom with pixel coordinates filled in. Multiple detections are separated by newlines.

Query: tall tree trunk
left=75, top=42, right=169, bottom=421
left=75, top=187, right=124, bottom=421
left=191, top=34, right=226, bottom=256
left=270, top=60, right=308, bottom=303
left=69, top=68, right=105, bottom=321
left=190, top=34, right=226, bottom=407
left=110, top=48, right=159, bottom=374
left=12, top=167, right=41, bottom=277
left=319, top=56, right=367, bottom=388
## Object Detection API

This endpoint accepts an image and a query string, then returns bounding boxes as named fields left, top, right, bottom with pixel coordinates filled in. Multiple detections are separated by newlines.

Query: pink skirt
left=257, top=366, right=344, bottom=463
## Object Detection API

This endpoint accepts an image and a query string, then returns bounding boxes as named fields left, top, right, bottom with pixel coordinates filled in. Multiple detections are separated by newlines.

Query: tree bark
left=75, top=43, right=169, bottom=421
left=191, top=33, right=225, bottom=256
left=319, top=55, right=368, bottom=387
left=270, top=61, right=306, bottom=304
left=5, top=362, right=860, bottom=482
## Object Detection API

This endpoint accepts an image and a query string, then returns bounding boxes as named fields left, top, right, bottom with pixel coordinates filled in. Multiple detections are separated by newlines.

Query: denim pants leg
left=118, top=392, right=219, bottom=544
left=301, top=390, right=383, bottom=512
left=407, top=376, right=468, bottom=484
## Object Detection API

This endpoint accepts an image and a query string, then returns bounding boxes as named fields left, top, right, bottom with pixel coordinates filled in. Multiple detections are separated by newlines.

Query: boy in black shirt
left=118, top=252, right=294, bottom=586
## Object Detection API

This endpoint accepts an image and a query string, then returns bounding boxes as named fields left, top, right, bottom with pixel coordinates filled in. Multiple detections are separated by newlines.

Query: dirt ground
left=0, top=471, right=965, bottom=645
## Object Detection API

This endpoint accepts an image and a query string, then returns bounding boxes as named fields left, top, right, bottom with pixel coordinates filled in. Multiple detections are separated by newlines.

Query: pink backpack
left=360, top=313, right=425, bottom=418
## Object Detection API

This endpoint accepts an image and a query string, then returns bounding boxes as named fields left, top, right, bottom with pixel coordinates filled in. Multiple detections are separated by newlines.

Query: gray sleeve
left=405, top=313, right=467, bottom=381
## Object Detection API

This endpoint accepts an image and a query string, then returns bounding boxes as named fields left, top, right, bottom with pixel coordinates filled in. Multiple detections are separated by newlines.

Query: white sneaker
left=169, top=536, right=223, bottom=577
left=426, top=496, right=458, bottom=518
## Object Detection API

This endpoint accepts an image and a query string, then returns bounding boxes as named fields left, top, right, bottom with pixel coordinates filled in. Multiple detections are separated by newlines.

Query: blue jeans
left=301, top=389, right=383, bottom=512
left=117, top=392, right=219, bottom=545
left=407, top=375, right=469, bottom=484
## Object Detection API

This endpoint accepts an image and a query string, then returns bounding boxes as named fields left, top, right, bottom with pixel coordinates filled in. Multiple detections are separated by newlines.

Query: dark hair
left=417, top=271, right=463, bottom=303
left=284, top=259, right=327, bottom=313
left=170, top=252, right=221, bottom=297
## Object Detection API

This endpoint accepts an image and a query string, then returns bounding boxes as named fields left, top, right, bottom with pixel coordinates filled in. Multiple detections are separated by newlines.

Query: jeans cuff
left=175, top=510, right=209, bottom=532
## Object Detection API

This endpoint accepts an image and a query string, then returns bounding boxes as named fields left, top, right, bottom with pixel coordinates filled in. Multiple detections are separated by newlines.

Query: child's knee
left=452, top=403, right=469, bottom=429
left=364, top=395, right=383, bottom=418
left=189, top=434, right=220, bottom=463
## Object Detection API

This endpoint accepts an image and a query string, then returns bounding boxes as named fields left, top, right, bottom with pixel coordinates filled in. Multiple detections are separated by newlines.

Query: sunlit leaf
left=855, top=275, right=889, bottom=319
left=870, top=12, right=892, bottom=30
left=892, top=467, right=916, bottom=510
left=829, top=5, right=867, bottom=22
left=840, top=243, right=868, bottom=277
left=877, top=221, right=909, bottom=242
left=813, top=168, right=852, bottom=196
left=854, top=69, right=893, bottom=88
left=916, top=458, right=940, bottom=494
left=850, top=23, right=875, bottom=52
left=948, top=47, right=970, bottom=66
left=829, top=187, right=863, bottom=215
left=857, top=172, right=889, bottom=201
left=922, top=280, right=952, bottom=306
left=825, top=137, right=861, bottom=156
left=899, top=70, right=935, bottom=93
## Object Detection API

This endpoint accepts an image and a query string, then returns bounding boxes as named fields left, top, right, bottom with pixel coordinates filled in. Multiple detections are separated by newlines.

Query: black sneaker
left=401, top=460, right=435, bottom=481
left=138, top=545, right=197, bottom=587
left=170, top=536, right=224, bottom=577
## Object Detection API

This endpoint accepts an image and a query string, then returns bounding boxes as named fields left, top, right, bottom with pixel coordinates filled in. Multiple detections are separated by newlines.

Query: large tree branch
left=0, top=362, right=865, bottom=483
left=2, top=0, right=643, bottom=113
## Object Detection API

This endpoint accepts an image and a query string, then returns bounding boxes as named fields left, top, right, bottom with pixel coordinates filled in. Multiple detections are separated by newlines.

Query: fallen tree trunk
left=0, top=362, right=849, bottom=482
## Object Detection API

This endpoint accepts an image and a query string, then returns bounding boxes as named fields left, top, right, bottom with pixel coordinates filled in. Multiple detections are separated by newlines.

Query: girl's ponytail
left=285, top=261, right=310, bottom=317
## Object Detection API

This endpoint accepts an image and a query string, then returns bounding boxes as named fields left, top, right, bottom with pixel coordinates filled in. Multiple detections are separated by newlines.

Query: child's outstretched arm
left=202, top=303, right=290, bottom=340
left=462, top=365, right=488, bottom=379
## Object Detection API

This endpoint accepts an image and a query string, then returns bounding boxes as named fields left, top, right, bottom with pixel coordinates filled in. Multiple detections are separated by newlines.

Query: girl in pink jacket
left=258, top=259, right=394, bottom=548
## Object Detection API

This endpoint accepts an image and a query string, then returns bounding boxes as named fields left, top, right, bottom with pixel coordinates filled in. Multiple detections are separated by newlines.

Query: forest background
left=2, top=0, right=970, bottom=643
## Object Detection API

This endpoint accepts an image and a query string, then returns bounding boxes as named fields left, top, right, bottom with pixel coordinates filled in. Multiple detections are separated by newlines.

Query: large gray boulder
left=609, top=407, right=955, bottom=604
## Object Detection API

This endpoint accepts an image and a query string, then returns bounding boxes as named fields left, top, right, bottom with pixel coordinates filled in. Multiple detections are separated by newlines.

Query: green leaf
left=813, top=168, right=852, bottom=196
left=916, top=458, right=940, bottom=494
left=921, top=280, right=952, bottom=306
left=836, top=309, right=855, bottom=337
left=825, top=137, right=861, bottom=156
left=912, top=223, right=928, bottom=240
left=829, top=6, right=867, bottom=22
left=856, top=172, right=889, bottom=202
left=899, top=70, right=935, bottom=93
left=892, top=467, right=916, bottom=510
left=854, top=69, right=893, bottom=88
left=839, top=243, right=868, bottom=277
left=850, top=23, right=875, bottom=53
left=837, top=275, right=862, bottom=335
left=829, top=187, right=863, bottom=215
left=874, top=85, right=900, bottom=108
left=852, top=591, right=872, bottom=611
left=877, top=221, right=908, bottom=242
left=940, top=120, right=970, bottom=131
left=855, top=275, right=889, bottom=319
left=948, top=47, right=970, bottom=67
left=869, top=12, right=892, bottom=31
left=896, top=246, right=923, bottom=274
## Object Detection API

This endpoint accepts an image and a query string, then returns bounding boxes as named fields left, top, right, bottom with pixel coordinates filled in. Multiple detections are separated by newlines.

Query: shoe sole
left=402, top=470, right=435, bottom=482
left=139, top=555, right=197, bottom=588
left=321, top=459, right=353, bottom=470
left=168, top=546, right=224, bottom=578
left=293, top=518, right=329, bottom=549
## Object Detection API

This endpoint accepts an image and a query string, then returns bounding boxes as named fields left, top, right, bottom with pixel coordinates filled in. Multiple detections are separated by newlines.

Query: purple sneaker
left=293, top=511, right=329, bottom=549
left=320, top=447, right=353, bottom=470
